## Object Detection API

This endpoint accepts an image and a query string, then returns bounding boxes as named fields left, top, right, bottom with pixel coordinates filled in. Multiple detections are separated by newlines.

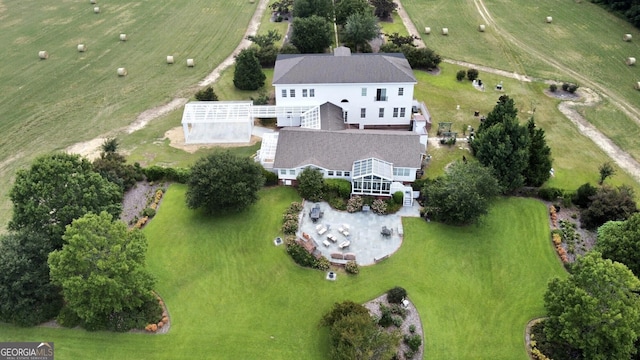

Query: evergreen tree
left=233, top=49, right=266, bottom=91
left=524, top=117, right=552, bottom=186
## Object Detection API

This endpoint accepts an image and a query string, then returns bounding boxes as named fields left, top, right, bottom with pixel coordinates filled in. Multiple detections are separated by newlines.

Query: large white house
left=257, top=48, right=428, bottom=203
left=272, top=47, right=417, bottom=129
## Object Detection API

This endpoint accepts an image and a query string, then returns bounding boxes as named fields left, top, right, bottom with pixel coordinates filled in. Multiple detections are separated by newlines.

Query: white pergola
left=351, top=158, right=394, bottom=196
left=257, top=133, right=279, bottom=169
left=181, top=101, right=254, bottom=144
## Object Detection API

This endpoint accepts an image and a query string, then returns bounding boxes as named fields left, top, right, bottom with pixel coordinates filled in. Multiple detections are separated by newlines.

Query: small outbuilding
left=181, top=101, right=254, bottom=144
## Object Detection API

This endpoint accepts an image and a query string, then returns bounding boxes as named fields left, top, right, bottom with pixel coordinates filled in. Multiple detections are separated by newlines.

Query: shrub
left=567, top=84, right=579, bottom=93
left=262, top=168, right=278, bottom=186
left=315, top=256, right=330, bottom=271
left=346, top=196, right=364, bottom=213
left=285, top=241, right=316, bottom=268
left=562, top=83, right=570, bottom=92
left=549, top=84, right=557, bottom=92
left=538, top=187, right=564, bottom=201
left=143, top=166, right=190, bottom=183
left=328, top=196, right=347, bottom=211
left=389, top=303, right=408, bottom=319
left=378, top=304, right=394, bottom=327
left=371, top=199, right=388, bottom=215
left=282, top=219, right=298, bottom=234
left=345, top=260, right=359, bottom=274
left=456, top=70, right=466, bottom=81
left=409, top=324, right=416, bottom=333
left=392, top=191, right=404, bottom=205
left=142, top=208, right=156, bottom=218
left=404, top=334, right=422, bottom=352
left=324, top=178, right=352, bottom=199
left=387, top=286, right=407, bottom=304
left=194, top=86, right=218, bottom=101
left=385, top=198, right=402, bottom=214
left=392, top=315, right=403, bottom=327
left=573, top=182, right=597, bottom=208
left=467, top=68, right=479, bottom=81
left=57, top=306, right=82, bottom=328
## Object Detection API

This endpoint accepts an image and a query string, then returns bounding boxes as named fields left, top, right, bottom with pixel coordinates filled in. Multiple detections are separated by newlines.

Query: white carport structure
left=181, top=101, right=254, bottom=144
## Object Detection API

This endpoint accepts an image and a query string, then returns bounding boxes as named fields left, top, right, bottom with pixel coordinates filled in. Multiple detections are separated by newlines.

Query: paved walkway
left=298, top=201, right=421, bottom=266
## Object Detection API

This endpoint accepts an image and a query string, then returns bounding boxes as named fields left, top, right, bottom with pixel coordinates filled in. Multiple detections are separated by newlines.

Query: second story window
left=281, top=89, right=287, bottom=97
left=310, top=89, right=315, bottom=97
left=290, top=89, right=295, bottom=97
left=361, top=88, right=367, bottom=96
left=302, top=89, right=308, bottom=97
left=375, top=88, right=387, bottom=101
left=398, top=87, right=404, bottom=96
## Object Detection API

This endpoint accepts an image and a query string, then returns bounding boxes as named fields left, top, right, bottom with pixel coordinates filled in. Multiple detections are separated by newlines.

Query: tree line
left=590, top=0, right=640, bottom=28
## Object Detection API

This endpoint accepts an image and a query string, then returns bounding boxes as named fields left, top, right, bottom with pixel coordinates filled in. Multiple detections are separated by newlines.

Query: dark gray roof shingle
left=273, top=128, right=424, bottom=170
left=273, top=52, right=417, bottom=85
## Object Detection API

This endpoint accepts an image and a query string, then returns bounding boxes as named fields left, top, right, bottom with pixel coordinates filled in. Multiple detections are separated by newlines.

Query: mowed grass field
left=0, top=0, right=257, bottom=226
left=402, top=0, right=640, bottom=165
left=0, top=185, right=566, bottom=360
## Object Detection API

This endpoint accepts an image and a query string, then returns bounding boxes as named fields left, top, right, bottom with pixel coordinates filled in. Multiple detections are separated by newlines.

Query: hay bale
left=424, top=27, right=431, bottom=35
left=38, top=51, right=48, bottom=59
left=635, top=81, right=640, bottom=90
left=624, top=33, right=633, bottom=42
left=166, top=55, right=174, bottom=64
left=627, top=57, right=636, bottom=66
left=90, top=0, right=96, bottom=3
left=442, top=27, right=448, bottom=35
left=117, top=67, right=127, bottom=76
left=119, top=33, right=127, bottom=41
left=94, top=6, right=100, bottom=13
left=546, top=16, right=552, bottom=23
left=77, top=44, right=87, bottom=52
left=187, top=58, right=195, bottom=67
left=478, top=24, right=486, bottom=32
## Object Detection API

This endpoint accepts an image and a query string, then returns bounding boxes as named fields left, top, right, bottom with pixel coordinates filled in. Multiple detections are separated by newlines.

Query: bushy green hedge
left=387, top=286, right=407, bottom=304
left=538, top=187, right=564, bottom=201
left=262, top=168, right=278, bottom=186
left=143, top=166, right=190, bottom=183
left=324, top=178, right=352, bottom=199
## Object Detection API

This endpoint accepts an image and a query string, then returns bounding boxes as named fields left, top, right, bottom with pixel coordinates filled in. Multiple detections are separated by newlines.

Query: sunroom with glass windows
left=351, top=158, right=394, bottom=196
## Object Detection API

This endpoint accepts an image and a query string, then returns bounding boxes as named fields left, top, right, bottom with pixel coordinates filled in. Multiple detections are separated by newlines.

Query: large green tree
left=186, top=151, right=265, bottom=213
left=422, top=160, right=501, bottom=225
left=544, top=252, right=640, bottom=360
left=335, top=0, right=371, bottom=26
left=296, top=167, right=325, bottom=202
left=293, top=0, right=334, bottom=20
left=9, top=152, right=123, bottom=249
left=596, top=213, right=640, bottom=277
left=341, top=12, right=380, bottom=53
left=48, top=212, right=156, bottom=328
left=369, top=0, right=397, bottom=19
left=233, top=48, right=266, bottom=91
left=478, top=95, right=519, bottom=133
left=321, top=300, right=401, bottom=360
left=523, top=117, right=552, bottom=186
left=291, top=15, right=334, bottom=54
left=580, top=185, right=638, bottom=230
left=0, top=230, right=63, bottom=326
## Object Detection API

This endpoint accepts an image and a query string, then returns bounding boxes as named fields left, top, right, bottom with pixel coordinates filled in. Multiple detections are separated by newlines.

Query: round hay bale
left=38, top=51, right=48, bottom=59
left=635, top=81, right=640, bottom=90
left=166, top=55, right=174, bottom=64
left=187, top=58, right=195, bottom=67
left=94, top=6, right=100, bottom=13
left=478, top=24, right=486, bottom=32
left=117, top=67, right=127, bottom=76
left=627, top=57, right=636, bottom=66
left=442, top=27, right=448, bottom=35
left=119, top=33, right=127, bottom=41
left=546, top=16, right=552, bottom=23
left=624, top=34, right=633, bottom=42
left=424, top=27, right=431, bottom=35
left=77, top=44, right=87, bottom=52
left=90, top=0, right=96, bottom=3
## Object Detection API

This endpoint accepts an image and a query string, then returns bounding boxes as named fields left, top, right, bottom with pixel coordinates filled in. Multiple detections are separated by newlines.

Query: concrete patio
left=297, top=201, right=421, bottom=266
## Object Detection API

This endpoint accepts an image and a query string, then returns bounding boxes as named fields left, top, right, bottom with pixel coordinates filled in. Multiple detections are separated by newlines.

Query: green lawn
left=0, top=185, right=565, bottom=359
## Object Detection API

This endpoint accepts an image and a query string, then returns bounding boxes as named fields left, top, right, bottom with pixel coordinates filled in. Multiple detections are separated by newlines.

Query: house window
left=361, top=88, right=367, bottom=96
left=309, top=89, right=315, bottom=97
left=336, top=171, right=342, bottom=176
left=303, top=89, right=308, bottom=97
left=400, top=107, right=406, bottom=117
left=281, top=89, right=287, bottom=97
left=290, top=89, right=295, bottom=97
left=393, top=168, right=411, bottom=177
left=328, top=170, right=334, bottom=176
left=360, top=108, right=366, bottom=118
left=379, top=108, right=384, bottom=118
left=393, top=108, right=399, bottom=118
left=280, top=169, right=286, bottom=175
left=398, top=87, right=404, bottom=96
left=289, top=169, right=296, bottom=175
left=344, top=171, right=350, bottom=177
left=375, top=88, right=387, bottom=101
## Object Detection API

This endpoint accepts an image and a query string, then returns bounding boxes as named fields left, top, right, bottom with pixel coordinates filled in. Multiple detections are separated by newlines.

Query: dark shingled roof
left=273, top=128, right=424, bottom=170
left=319, top=102, right=347, bottom=131
left=273, top=52, right=417, bottom=85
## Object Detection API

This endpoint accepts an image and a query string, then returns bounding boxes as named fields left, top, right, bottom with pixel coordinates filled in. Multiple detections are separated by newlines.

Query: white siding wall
left=274, top=82, right=415, bottom=127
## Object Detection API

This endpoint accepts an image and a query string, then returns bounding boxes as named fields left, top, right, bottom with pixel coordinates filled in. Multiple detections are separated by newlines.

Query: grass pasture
left=0, top=0, right=257, bottom=226
left=0, top=186, right=565, bottom=360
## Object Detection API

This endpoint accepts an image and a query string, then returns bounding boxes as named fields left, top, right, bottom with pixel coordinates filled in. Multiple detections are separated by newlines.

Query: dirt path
left=64, top=0, right=270, bottom=160
left=396, top=0, right=640, bottom=184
